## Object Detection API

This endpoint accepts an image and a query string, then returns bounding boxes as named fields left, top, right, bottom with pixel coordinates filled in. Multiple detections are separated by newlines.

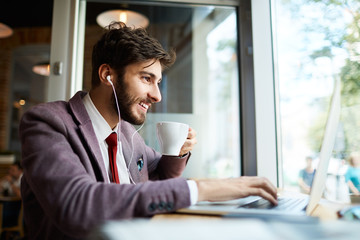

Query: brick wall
left=83, top=26, right=103, bottom=91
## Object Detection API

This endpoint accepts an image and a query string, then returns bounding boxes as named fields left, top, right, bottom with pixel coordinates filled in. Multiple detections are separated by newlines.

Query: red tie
left=105, top=132, right=120, bottom=184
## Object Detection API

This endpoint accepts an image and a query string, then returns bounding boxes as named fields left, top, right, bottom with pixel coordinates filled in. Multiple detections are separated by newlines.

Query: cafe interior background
left=0, top=1, right=53, bottom=177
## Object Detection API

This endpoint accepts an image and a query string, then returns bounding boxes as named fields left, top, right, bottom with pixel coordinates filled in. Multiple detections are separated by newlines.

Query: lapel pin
left=137, top=157, right=144, bottom=171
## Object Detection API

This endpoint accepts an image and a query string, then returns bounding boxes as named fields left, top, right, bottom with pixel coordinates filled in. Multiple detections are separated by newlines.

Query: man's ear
left=98, top=64, right=113, bottom=85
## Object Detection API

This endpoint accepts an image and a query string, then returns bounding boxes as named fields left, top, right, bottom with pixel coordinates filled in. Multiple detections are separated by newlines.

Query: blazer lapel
left=79, top=122, right=109, bottom=182
left=69, top=91, right=109, bottom=183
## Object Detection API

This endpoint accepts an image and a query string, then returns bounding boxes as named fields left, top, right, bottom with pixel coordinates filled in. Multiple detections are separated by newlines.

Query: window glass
left=84, top=2, right=240, bottom=178
left=273, top=0, right=360, bottom=202
left=0, top=2, right=53, bottom=164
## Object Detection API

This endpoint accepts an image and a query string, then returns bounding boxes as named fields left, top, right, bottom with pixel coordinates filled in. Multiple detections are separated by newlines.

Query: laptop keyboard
left=240, top=197, right=307, bottom=211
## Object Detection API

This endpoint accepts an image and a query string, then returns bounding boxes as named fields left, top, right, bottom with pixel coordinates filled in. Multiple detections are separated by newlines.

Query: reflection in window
left=273, top=0, right=360, bottom=202
left=84, top=2, right=240, bottom=178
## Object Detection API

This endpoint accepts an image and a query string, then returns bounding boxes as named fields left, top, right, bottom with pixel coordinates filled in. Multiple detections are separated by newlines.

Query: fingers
left=250, top=186, right=278, bottom=205
left=242, top=177, right=278, bottom=204
left=178, top=140, right=194, bottom=156
left=187, top=127, right=196, bottom=139
left=196, top=177, right=278, bottom=204
left=179, top=127, right=197, bottom=156
left=4, top=175, right=12, bottom=182
left=252, top=177, right=278, bottom=200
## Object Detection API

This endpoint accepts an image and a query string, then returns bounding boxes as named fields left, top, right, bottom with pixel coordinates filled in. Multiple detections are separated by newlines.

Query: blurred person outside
left=298, top=156, right=316, bottom=194
left=345, top=152, right=360, bottom=195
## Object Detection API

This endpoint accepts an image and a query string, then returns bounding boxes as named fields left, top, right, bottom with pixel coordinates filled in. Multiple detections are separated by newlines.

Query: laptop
left=178, top=79, right=341, bottom=220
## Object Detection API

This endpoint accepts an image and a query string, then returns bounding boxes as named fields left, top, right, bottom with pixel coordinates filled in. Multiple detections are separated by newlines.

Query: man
left=0, top=161, right=23, bottom=198
left=298, top=156, right=316, bottom=194
left=20, top=22, right=277, bottom=239
left=345, top=152, right=360, bottom=195
left=0, top=161, right=22, bottom=229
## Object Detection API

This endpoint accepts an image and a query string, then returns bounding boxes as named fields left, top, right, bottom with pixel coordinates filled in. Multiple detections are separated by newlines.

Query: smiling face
left=115, top=59, right=162, bottom=125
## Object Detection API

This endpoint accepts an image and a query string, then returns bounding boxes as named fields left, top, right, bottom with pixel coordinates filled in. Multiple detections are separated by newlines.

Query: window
left=272, top=0, right=360, bottom=202
left=83, top=1, right=242, bottom=178
left=0, top=2, right=53, bottom=162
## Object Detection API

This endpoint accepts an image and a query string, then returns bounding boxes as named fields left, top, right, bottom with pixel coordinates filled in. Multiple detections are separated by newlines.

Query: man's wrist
left=179, top=152, right=189, bottom=158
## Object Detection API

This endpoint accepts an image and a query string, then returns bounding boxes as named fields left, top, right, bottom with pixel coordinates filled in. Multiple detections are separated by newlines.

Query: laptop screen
left=306, top=79, right=341, bottom=215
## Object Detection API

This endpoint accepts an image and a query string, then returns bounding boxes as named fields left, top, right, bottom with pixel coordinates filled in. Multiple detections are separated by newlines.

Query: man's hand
left=179, top=127, right=197, bottom=156
left=195, top=176, right=278, bottom=205
left=1, top=174, right=12, bottom=183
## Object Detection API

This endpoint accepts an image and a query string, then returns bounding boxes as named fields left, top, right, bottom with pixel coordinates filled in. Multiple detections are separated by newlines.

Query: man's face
left=306, top=158, right=313, bottom=168
left=352, top=156, right=360, bottom=167
left=115, top=59, right=162, bottom=125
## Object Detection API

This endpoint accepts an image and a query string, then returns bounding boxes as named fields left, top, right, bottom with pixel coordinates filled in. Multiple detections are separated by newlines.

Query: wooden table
left=0, top=196, right=21, bottom=202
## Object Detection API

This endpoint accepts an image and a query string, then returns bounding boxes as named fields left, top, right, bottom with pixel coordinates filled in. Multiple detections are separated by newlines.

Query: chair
left=0, top=197, right=24, bottom=240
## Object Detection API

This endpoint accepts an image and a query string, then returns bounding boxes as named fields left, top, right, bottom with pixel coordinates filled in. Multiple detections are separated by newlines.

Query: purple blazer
left=19, top=91, right=191, bottom=239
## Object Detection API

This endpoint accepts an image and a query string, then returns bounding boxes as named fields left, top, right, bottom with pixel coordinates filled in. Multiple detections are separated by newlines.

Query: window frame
left=48, top=0, right=86, bottom=102
left=251, top=0, right=279, bottom=186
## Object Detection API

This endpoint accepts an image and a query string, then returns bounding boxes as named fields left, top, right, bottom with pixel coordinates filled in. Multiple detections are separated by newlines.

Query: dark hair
left=91, top=21, right=176, bottom=87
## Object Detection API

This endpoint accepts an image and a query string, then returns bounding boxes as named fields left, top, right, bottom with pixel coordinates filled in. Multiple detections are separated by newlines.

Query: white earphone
left=107, top=75, right=112, bottom=84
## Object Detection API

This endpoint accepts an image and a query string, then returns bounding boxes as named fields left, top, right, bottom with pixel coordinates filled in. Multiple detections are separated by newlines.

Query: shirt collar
left=82, top=93, right=118, bottom=141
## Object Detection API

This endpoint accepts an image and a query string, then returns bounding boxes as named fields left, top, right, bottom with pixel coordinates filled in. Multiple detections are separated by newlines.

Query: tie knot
left=106, top=132, right=117, bottom=147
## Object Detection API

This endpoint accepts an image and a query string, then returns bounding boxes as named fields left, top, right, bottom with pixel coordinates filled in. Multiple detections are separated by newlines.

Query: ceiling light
left=0, top=23, right=13, bottom=38
left=32, top=63, right=50, bottom=76
left=19, top=99, right=26, bottom=106
left=97, top=10, right=149, bottom=29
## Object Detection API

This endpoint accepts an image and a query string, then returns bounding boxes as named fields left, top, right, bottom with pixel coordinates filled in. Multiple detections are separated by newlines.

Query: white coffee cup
left=156, top=121, right=189, bottom=156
